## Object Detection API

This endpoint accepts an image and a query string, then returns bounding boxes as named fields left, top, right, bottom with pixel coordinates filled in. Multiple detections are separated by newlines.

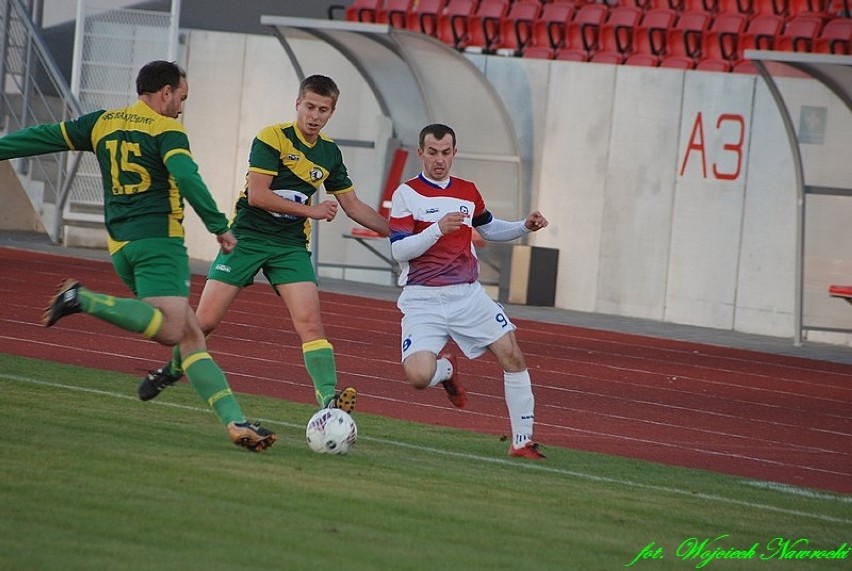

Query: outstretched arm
left=476, top=211, right=549, bottom=242
left=335, top=189, right=389, bottom=236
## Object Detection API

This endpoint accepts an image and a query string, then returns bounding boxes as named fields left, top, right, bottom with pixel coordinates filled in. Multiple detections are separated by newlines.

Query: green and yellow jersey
left=0, top=100, right=228, bottom=252
left=231, top=122, right=354, bottom=246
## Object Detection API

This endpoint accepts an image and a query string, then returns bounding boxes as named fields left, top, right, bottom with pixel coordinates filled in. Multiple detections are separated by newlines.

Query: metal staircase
left=0, top=0, right=86, bottom=243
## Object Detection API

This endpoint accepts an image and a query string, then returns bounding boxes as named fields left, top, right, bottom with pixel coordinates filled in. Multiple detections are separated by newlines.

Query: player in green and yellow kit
left=0, top=60, right=275, bottom=452
left=140, top=74, right=389, bottom=413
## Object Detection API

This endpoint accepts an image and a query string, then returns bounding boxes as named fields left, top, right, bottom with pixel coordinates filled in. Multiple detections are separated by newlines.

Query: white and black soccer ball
left=305, top=408, right=357, bottom=455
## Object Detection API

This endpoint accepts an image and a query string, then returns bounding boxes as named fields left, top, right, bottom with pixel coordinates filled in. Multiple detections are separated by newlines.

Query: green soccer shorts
left=207, top=233, right=316, bottom=288
left=111, top=237, right=191, bottom=298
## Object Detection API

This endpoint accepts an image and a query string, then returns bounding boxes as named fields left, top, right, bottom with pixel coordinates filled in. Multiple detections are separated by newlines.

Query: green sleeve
left=0, top=110, right=102, bottom=160
left=0, top=123, right=71, bottom=160
left=165, top=152, right=229, bottom=235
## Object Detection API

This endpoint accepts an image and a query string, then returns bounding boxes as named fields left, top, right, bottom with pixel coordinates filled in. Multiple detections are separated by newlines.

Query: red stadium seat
left=466, top=0, right=511, bottom=53
left=555, top=47, right=590, bottom=61
left=667, top=10, right=712, bottom=59
left=633, top=8, right=677, bottom=60
left=740, top=14, right=785, bottom=52
left=732, top=59, right=759, bottom=72
left=701, top=11, right=748, bottom=62
left=776, top=15, right=823, bottom=51
left=632, top=0, right=673, bottom=9
left=342, top=0, right=383, bottom=22
left=813, top=18, right=852, bottom=54
left=590, top=51, right=625, bottom=63
left=788, top=0, right=831, bottom=19
left=377, top=0, right=413, bottom=28
left=564, top=3, right=610, bottom=55
left=406, top=0, right=446, bottom=37
left=596, top=6, right=643, bottom=62
left=522, top=45, right=558, bottom=59
left=528, top=2, right=576, bottom=54
left=437, top=0, right=478, bottom=49
left=696, top=57, right=733, bottom=71
left=659, top=54, right=697, bottom=68
left=493, top=0, right=543, bottom=56
left=624, top=53, right=660, bottom=65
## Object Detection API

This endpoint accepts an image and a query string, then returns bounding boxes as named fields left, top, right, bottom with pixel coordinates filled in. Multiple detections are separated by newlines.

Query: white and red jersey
left=389, top=174, right=491, bottom=287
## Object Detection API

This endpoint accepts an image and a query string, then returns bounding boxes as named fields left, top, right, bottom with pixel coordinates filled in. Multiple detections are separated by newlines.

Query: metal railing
left=0, top=0, right=83, bottom=242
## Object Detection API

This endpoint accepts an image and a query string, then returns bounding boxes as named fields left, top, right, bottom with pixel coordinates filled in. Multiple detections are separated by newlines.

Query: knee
left=403, top=364, right=432, bottom=390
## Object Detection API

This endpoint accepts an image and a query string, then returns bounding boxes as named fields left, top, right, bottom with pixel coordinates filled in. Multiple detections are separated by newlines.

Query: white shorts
left=397, top=282, right=516, bottom=361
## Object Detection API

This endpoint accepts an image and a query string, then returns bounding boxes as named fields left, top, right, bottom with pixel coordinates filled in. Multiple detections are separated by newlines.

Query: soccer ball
left=305, top=408, right=357, bottom=455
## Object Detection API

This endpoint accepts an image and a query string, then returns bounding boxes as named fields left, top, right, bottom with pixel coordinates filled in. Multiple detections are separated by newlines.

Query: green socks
left=77, top=288, right=161, bottom=338
left=303, top=339, right=338, bottom=407
left=182, top=351, right=244, bottom=426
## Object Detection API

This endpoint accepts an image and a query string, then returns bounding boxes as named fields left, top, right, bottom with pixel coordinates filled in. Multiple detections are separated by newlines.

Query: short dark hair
left=419, top=124, right=456, bottom=149
left=136, top=60, right=185, bottom=96
left=299, top=75, right=340, bottom=107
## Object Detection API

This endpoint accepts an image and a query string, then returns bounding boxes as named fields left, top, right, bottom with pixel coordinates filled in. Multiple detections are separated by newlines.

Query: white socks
left=428, top=356, right=454, bottom=387
left=504, top=370, right=535, bottom=447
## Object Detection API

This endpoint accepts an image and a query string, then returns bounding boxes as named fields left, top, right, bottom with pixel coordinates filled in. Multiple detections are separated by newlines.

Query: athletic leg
left=276, top=281, right=340, bottom=407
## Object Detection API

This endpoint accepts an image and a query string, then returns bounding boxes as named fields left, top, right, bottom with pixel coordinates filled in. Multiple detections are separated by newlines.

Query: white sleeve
left=390, top=222, right=443, bottom=262
left=475, top=217, right=531, bottom=242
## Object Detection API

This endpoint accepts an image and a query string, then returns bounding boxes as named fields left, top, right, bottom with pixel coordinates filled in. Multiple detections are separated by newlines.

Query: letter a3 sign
left=679, top=112, right=746, bottom=181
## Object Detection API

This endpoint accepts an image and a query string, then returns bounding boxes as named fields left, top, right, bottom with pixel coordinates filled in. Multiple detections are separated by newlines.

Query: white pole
left=168, top=0, right=181, bottom=62
left=70, top=0, right=86, bottom=98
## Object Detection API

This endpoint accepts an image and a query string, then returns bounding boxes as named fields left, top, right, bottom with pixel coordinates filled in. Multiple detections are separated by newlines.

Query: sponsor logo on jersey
left=286, top=154, right=300, bottom=161
left=214, top=263, right=231, bottom=273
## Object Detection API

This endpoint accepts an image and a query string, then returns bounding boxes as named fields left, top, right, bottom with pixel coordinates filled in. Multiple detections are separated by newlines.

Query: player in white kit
left=389, top=123, right=549, bottom=459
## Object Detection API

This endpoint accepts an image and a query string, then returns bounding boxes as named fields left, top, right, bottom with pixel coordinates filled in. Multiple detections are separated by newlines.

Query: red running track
left=1, top=247, right=850, bottom=493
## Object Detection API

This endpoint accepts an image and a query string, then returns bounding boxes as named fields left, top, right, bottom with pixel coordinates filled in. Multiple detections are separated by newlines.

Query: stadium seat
left=493, top=0, right=543, bottom=56
left=590, top=51, right=625, bottom=63
left=813, top=18, right=852, bottom=54
left=406, top=0, right=446, bottom=37
left=776, top=15, right=823, bottom=51
left=466, top=0, right=511, bottom=53
left=740, top=14, right=785, bottom=52
left=339, top=0, right=382, bottom=22
left=555, top=47, right=590, bottom=61
left=670, top=0, right=716, bottom=12
left=624, top=53, right=660, bottom=65
left=659, top=54, right=697, bottom=68
left=667, top=10, right=713, bottom=59
left=751, top=0, right=789, bottom=16
left=732, top=59, right=759, bottom=72
left=695, top=57, right=733, bottom=71
left=564, top=3, right=610, bottom=55
left=633, top=8, right=677, bottom=60
left=788, top=0, right=831, bottom=19
left=437, top=0, right=478, bottom=49
left=632, top=0, right=672, bottom=9
left=701, top=11, right=749, bottom=62
left=522, top=45, right=558, bottom=59
left=595, top=6, right=643, bottom=62
left=377, top=0, right=412, bottom=28
left=525, top=2, right=576, bottom=57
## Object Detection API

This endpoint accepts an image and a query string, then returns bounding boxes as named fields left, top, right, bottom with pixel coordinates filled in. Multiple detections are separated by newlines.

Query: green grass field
left=0, top=353, right=849, bottom=570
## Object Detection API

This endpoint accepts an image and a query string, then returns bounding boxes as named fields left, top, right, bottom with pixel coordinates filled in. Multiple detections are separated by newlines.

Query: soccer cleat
left=327, top=386, right=357, bottom=414
left=227, top=421, right=277, bottom=453
left=42, top=278, right=83, bottom=327
left=138, top=365, right=182, bottom=401
left=508, top=441, right=546, bottom=460
left=439, top=353, right=468, bottom=409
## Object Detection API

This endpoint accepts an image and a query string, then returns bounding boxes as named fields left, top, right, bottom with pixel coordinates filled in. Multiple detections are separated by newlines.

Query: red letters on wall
left=680, top=112, right=746, bottom=181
